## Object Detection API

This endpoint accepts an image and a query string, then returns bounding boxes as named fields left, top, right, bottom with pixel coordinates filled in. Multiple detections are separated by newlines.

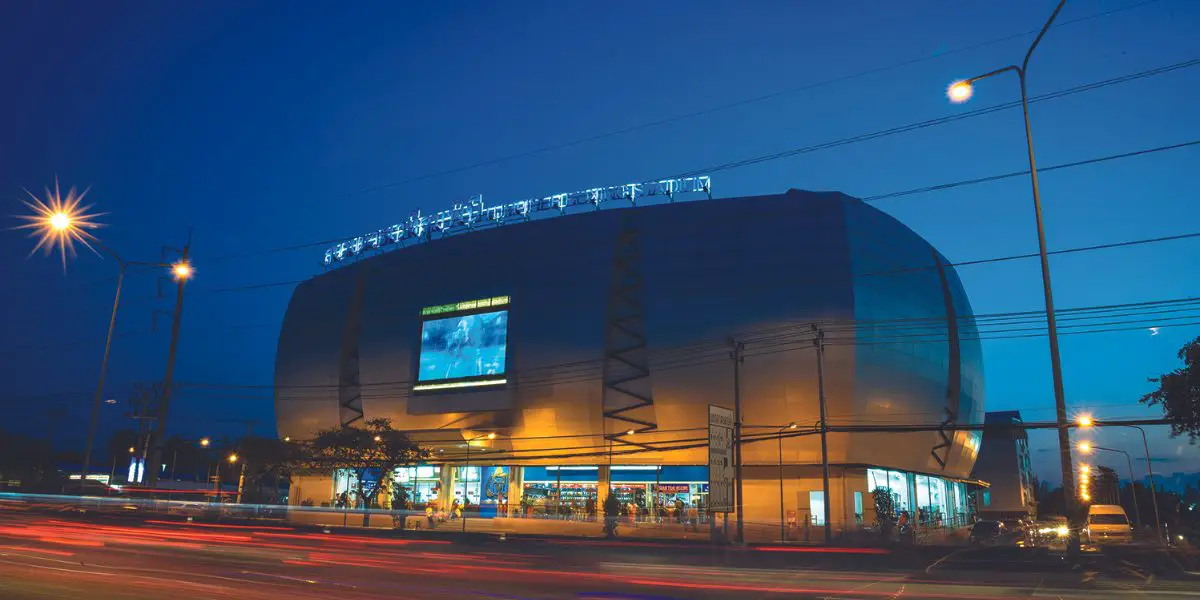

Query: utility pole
left=128, top=384, right=158, bottom=485
left=218, top=418, right=256, bottom=504
left=731, top=339, right=745, bottom=543
left=147, top=233, right=191, bottom=489
left=814, top=326, right=832, bottom=544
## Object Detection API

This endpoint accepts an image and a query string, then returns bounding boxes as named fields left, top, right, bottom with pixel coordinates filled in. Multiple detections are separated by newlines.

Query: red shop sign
left=655, top=484, right=691, bottom=494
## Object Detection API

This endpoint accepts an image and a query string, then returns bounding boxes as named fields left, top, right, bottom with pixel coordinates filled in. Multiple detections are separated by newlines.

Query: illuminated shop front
left=393, top=465, right=443, bottom=506
left=867, top=467, right=971, bottom=527
left=518, top=466, right=709, bottom=518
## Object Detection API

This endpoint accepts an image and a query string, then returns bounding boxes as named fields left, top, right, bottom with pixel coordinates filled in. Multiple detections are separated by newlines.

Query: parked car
left=1086, top=505, right=1133, bottom=545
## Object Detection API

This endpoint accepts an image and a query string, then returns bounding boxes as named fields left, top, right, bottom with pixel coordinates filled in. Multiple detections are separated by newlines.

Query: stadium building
left=276, top=183, right=986, bottom=539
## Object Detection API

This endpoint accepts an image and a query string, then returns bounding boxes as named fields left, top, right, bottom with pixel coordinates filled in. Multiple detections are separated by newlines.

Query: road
left=0, top=505, right=1194, bottom=599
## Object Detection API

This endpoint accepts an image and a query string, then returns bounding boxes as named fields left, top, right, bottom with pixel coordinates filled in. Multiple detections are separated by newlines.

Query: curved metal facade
left=275, top=190, right=984, bottom=479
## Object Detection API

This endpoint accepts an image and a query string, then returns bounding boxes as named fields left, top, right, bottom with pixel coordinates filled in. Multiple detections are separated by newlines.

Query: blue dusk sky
left=1, top=1, right=1198, bottom=484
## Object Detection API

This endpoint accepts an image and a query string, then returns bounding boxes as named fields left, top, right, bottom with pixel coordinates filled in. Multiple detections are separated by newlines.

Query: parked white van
left=1086, top=504, right=1133, bottom=545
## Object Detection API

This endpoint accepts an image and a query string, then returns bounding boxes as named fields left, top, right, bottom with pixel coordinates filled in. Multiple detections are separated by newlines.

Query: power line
left=190, top=136, right=1200, bottom=299
left=308, top=0, right=1169, bottom=202
left=203, top=56, right=1198, bottom=266
left=667, top=58, right=1200, bottom=179
left=863, top=139, right=1200, bottom=202
left=176, top=294, right=1200, bottom=397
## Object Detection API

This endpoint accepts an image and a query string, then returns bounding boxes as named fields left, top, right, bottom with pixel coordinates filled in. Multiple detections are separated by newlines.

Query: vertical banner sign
left=707, top=405, right=735, bottom=513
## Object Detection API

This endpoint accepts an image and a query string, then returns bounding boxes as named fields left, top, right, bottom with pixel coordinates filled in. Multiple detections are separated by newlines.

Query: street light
left=947, top=81, right=974, bottom=103
left=1077, top=442, right=1141, bottom=528
left=461, top=432, right=496, bottom=532
left=172, top=261, right=193, bottom=280
left=227, top=453, right=238, bottom=463
left=15, top=183, right=195, bottom=494
left=948, top=0, right=1076, bottom=551
left=1076, top=416, right=1162, bottom=542
left=199, top=437, right=211, bottom=448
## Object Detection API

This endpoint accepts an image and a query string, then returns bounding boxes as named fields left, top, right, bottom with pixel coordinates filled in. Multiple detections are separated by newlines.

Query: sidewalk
left=287, top=509, right=721, bottom=541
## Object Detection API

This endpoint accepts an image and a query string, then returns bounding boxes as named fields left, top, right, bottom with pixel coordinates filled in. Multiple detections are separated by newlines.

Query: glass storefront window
left=867, top=468, right=911, bottom=512
left=809, top=491, right=826, bottom=525
left=915, top=475, right=949, bottom=524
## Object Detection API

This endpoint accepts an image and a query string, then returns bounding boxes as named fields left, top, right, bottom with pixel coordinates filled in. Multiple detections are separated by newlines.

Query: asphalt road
left=0, top=505, right=1195, bottom=599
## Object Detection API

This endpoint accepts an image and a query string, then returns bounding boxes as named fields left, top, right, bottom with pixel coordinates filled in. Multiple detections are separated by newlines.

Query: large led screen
left=414, top=296, right=509, bottom=392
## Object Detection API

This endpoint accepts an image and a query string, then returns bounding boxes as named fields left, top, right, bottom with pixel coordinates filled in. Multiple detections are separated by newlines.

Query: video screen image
left=417, top=309, right=508, bottom=383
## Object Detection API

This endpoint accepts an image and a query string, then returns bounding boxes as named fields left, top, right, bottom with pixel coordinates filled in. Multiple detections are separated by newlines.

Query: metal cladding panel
left=274, top=190, right=985, bottom=477
left=274, top=266, right=363, bottom=436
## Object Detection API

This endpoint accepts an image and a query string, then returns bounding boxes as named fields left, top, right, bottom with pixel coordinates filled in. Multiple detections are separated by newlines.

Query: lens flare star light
left=14, top=180, right=104, bottom=269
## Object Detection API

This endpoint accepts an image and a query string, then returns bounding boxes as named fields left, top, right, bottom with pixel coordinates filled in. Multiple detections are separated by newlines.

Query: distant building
left=971, top=411, right=1037, bottom=519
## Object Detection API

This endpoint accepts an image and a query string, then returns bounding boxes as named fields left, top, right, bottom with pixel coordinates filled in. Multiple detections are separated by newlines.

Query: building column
left=507, top=466, right=523, bottom=517
left=597, top=465, right=612, bottom=505
left=439, top=465, right=455, bottom=512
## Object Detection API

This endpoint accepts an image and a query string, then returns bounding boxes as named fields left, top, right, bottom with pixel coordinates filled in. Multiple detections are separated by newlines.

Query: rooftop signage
left=323, top=176, right=711, bottom=268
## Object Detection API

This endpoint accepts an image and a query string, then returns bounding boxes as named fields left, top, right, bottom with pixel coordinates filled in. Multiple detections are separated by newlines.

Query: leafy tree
left=292, top=418, right=425, bottom=525
left=871, top=487, right=898, bottom=540
left=1091, top=465, right=1121, bottom=506
left=392, top=483, right=411, bottom=510
left=234, top=436, right=297, bottom=504
left=1140, top=337, right=1200, bottom=441
left=602, top=489, right=621, bottom=538
left=0, top=428, right=65, bottom=492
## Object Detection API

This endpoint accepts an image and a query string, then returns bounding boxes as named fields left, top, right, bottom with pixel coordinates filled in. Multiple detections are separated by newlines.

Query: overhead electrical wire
left=187, top=135, right=1200, bottom=302
left=172, top=295, right=1200, bottom=402
left=282, top=0, right=1169, bottom=204
left=202, top=56, right=1199, bottom=266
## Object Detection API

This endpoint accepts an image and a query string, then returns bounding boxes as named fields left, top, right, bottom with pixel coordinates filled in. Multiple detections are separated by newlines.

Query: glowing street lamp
left=1071, top=416, right=1163, bottom=543
left=172, top=261, right=194, bottom=280
left=14, top=180, right=103, bottom=270
left=15, top=182, right=195, bottom=494
left=947, top=81, right=974, bottom=103
left=199, top=437, right=211, bottom=448
left=946, top=0, right=1076, bottom=551
left=227, top=453, right=238, bottom=463
left=1078, top=441, right=1092, bottom=454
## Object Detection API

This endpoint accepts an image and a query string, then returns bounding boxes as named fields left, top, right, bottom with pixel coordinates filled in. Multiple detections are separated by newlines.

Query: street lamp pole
left=461, top=432, right=494, bottom=533
left=40, top=234, right=191, bottom=494
left=948, top=0, right=1075, bottom=552
left=1080, top=444, right=1140, bottom=529
left=147, top=237, right=192, bottom=489
left=1126, top=425, right=1162, bottom=543
left=80, top=258, right=125, bottom=493
left=1078, top=418, right=1163, bottom=544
